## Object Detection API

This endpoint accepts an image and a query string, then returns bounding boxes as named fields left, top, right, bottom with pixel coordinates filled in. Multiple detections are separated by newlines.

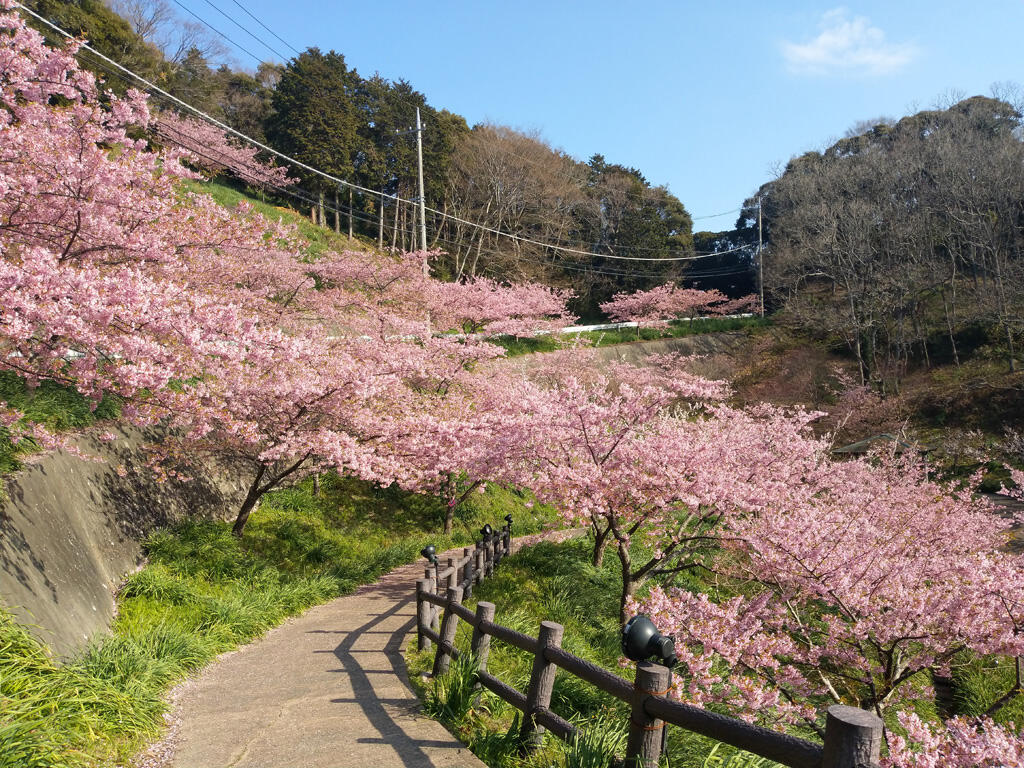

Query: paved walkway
left=159, top=531, right=577, bottom=768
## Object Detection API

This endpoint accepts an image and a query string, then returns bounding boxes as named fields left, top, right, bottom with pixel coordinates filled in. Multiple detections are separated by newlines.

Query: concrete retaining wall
left=0, top=428, right=247, bottom=657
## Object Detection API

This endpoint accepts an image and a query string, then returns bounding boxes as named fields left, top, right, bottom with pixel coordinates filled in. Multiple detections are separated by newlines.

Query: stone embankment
left=0, top=428, right=244, bottom=655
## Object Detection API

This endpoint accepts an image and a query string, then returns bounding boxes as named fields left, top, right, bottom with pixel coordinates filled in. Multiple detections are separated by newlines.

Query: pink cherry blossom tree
left=633, top=451, right=1024, bottom=741
left=470, top=350, right=844, bottom=621
left=155, top=111, right=296, bottom=192
left=600, top=283, right=759, bottom=331
left=883, top=711, right=1024, bottom=768
left=431, top=276, right=577, bottom=337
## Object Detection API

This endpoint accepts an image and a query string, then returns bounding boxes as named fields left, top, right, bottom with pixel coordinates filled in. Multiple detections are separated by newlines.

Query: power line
left=195, top=0, right=289, bottom=63
left=20, top=9, right=753, bottom=289
left=227, top=0, right=301, bottom=57
left=167, top=0, right=269, bottom=66
left=692, top=207, right=741, bottom=220
left=50, top=47, right=752, bottom=282
left=132, top=1, right=745, bottom=242
left=18, top=3, right=754, bottom=267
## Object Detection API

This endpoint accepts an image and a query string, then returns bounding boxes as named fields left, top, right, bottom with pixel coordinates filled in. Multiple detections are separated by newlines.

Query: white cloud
left=781, top=8, right=919, bottom=77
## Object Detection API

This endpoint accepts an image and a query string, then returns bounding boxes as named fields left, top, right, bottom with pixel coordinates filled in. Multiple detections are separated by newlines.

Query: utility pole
left=415, top=108, right=428, bottom=266
left=757, top=195, right=765, bottom=318
left=397, top=110, right=430, bottom=273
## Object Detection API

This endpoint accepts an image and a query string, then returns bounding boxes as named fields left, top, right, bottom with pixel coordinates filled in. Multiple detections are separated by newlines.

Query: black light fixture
left=420, top=544, right=438, bottom=565
left=504, top=513, right=513, bottom=529
left=421, top=543, right=440, bottom=584
left=480, top=523, right=493, bottom=539
left=622, top=615, right=677, bottom=668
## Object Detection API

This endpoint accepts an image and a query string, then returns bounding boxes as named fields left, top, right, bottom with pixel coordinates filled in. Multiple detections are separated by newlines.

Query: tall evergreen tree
left=264, top=48, right=360, bottom=193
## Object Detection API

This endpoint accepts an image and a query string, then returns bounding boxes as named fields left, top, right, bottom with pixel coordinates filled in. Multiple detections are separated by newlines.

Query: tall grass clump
left=561, top=713, right=627, bottom=768
left=423, top=652, right=481, bottom=725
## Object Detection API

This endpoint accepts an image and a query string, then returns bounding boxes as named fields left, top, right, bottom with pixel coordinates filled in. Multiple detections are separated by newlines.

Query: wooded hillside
left=749, top=95, right=1024, bottom=387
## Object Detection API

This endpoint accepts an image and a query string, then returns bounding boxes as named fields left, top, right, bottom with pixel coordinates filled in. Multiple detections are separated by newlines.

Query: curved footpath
left=137, top=529, right=578, bottom=768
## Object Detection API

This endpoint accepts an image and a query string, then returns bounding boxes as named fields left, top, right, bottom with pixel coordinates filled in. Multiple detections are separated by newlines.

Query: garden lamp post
left=421, top=543, right=439, bottom=584
left=622, top=615, right=677, bottom=668
left=623, top=615, right=676, bottom=756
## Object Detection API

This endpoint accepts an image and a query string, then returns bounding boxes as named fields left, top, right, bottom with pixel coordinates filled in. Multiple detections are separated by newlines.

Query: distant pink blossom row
left=154, top=111, right=296, bottom=190
left=601, top=283, right=758, bottom=326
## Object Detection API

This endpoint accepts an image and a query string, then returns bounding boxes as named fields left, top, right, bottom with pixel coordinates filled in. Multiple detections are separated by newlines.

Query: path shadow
left=330, top=595, right=470, bottom=768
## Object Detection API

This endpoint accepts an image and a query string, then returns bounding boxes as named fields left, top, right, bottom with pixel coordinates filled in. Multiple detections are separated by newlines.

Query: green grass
left=492, top=316, right=771, bottom=358
left=0, top=473, right=555, bottom=766
left=0, top=372, right=120, bottom=474
left=951, top=654, right=1024, bottom=726
left=184, top=177, right=377, bottom=259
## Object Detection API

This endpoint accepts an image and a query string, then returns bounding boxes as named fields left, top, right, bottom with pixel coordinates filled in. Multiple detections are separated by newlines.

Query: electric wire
left=196, top=0, right=290, bottom=63
left=30, top=44, right=748, bottom=282
left=19, top=3, right=756, bottom=273
left=75, top=40, right=755, bottom=281
left=123, top=0, right=746, bottom=235
left=692, top=207, right=741, bottom=220
left=40, top=28, right=756, bottom=285
left=167, top=0, right=269, bottom=67
left=227, top=0, right=302, bottom=56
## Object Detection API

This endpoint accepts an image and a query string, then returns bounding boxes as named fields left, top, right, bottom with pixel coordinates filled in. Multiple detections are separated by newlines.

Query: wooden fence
left=415, top=524, right=883, bottom=768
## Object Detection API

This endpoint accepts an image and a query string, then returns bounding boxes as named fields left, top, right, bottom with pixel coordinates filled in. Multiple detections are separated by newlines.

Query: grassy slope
left=183, top=177, right=377, bottom=259
left=0, top=474, right=556, bottom=767
left=0, top=176, right=770, bottom=766
left=0, top=372, right=121, bottom=475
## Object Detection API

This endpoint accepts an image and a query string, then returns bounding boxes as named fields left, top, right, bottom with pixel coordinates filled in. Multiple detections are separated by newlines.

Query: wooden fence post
left=432, top=586, right=464, bottom=677
left=416, top=578, right=434, bottom=651
left=519, top=620, right=564, bottom=752
left=471, top=601, right=495, bottom=692
left=462, top=547, right=474, bottom=598
left=503, top=526, right=511, bottom=556
left=446, top=557, right=458, bottom=590
left=821, top=705, right=883, bottom=768
left=484, top=536, right=494, bottom=578
left=474, top=541, right=485, bottom=584
left=424, top=567, right=439, bottom=629
left=624, top=662, right=671, bottom=768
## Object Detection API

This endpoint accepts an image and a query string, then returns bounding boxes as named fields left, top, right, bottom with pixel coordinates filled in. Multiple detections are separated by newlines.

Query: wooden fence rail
left=414, top=523, right=883, bottom=768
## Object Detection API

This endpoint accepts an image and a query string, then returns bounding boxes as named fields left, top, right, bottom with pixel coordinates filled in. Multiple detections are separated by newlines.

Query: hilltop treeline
left=747, top=95, right=1024, bottom=386
left=24, top=0, right=728, bottom=318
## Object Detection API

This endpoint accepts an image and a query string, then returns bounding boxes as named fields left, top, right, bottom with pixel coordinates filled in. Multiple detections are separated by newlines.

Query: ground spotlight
left=420, top=544, right=438, bottom=565
left=622, top=615, right=677, bottom=668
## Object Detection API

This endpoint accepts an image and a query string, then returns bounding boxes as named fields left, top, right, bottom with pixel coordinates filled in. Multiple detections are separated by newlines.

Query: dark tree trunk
left=231, top=455, right=310, bottom=538
left=444, top=502, right=455, bottom=535
left=617, top=542, right=635, bottom=626
left=592, top=519, right=611, bottom=567
left=232, top=464, right=268, bottom=538
left=444, top=480, right=484, bottom=534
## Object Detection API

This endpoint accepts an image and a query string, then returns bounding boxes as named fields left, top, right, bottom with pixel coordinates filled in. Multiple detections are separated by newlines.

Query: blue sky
left=189, top=0, right=1022, bottom=229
